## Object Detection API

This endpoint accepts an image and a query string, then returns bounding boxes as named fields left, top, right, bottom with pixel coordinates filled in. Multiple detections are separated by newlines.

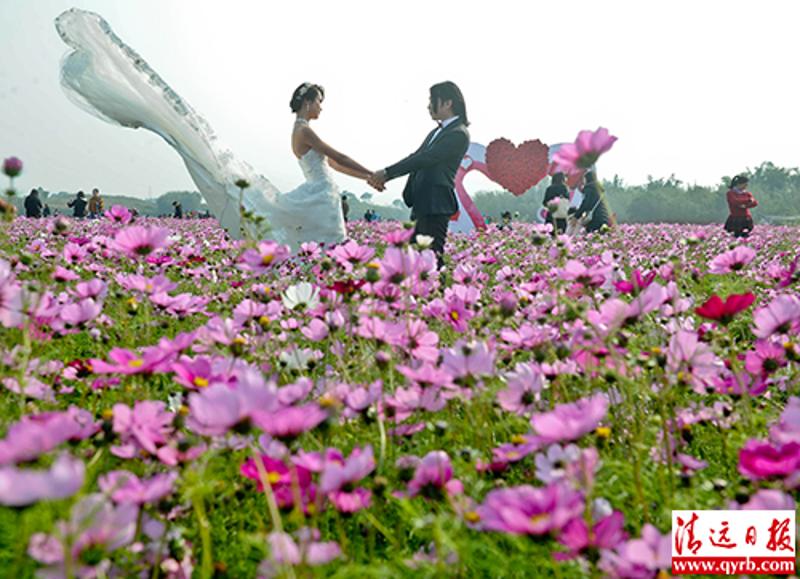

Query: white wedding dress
left=54, top=8, right=346, bottom=250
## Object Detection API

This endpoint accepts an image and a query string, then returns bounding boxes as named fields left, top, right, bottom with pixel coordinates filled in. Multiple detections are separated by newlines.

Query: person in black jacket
left=67, top=191, right=88, bottom=218
left=24, top=189, right=43, bottom=218
left=543, top=173, right=570, bottom=235
left=368, top=81, right=470, bottom=268
left=172, top=201, right=183, bottom=219
left=575, top=171, right=610, bottom=233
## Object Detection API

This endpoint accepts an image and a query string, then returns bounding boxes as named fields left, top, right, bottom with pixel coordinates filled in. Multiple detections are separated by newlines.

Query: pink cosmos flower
left=476, top=483, right=584, bottom=536
left=613, top=269, right=656, bottom=295
left=497, top=362, right=545, bottom=415
left=0, top=406, right=99, bottom=465
left=770, top=397, right=800, bottom=445
left=530, top=393, right=609, bottom=443
left=440, top=340, right=495, bottom=382
left=113, top=225, right=171, bottom=258
left=708, top=246, right=756, bottom=274
left=407, top=451, right=462, bottom=499
left=556, top=510, right=627, bottom=560
left=320, top=446, right=376, bottom=513
left=340, top=382, right=382, bottom=418
left=738, top=439, right=800, bottom=480
left=0, top=453, right=84, bottom=506
left=264, top=530, right=340, bottom=568
left=99, top=470, right=177, bottom=505
left=59, top=298, right=102, bottom=328
left=111, top=401, right=175, bottom=459
left=239, top=240, right=291, bottom=273
left=599, top=524, right=671, bottom=578
left=91, top=346, right=175, bottom=376
left=752, top=294, right=800, bottom=339
left=29, top=495, right=138, bottom=577
left=733, top=489, right=795, bottom=510
left=251, top=404, right=327, bottom=440
left=745, top=340, right=787, bottom=376
left=329, top=240, right=375, bottom=269
left=667, top=330, right=723, bottom=392
left=551, top=128, right=617, bottom=174
left=187, top=372, right=278, bottom=436
left=386, top=319, right=440, bottom=363
left=104, top=204, right=133, bottom=224
left=0, top=261, right=23, bottom=328
left=74, top=279, right=108, bottom=301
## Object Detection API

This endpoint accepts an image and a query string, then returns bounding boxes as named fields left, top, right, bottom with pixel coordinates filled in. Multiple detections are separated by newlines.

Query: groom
left=369, top=81, right=470, bottom=268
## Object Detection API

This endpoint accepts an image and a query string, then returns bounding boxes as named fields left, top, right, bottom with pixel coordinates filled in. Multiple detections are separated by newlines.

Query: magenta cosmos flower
left=476, top=483, right=584, bottom=536
left=240, top=455, right=315, bottom=510
left=556, top=510, right=627, bottom=560
left=738, top=439, right=800, bottom=480
left=551, top=128, right=617, bottom=174
left=530, top=393, right=609, bottom=443
left=113, top=225, right=171, bottom=258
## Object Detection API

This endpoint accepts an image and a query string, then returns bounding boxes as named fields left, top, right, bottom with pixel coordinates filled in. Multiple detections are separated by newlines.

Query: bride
left=54, top=8, right=375, bottom=250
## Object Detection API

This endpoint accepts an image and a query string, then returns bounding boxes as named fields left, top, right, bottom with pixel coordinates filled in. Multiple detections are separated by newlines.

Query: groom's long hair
left=430, top=81, right=469, bottom=126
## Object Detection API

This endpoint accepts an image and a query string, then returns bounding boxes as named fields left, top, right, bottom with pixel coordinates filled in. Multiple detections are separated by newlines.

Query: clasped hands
left=367, top=170, right=387, bottom=192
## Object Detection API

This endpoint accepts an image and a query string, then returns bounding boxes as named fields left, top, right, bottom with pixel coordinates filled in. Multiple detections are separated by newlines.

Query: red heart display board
left=485, top=138, right=550, bottom=196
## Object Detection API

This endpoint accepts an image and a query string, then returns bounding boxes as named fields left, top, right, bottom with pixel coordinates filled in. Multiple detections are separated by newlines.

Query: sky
left=1, top=0, right=799, bottom=204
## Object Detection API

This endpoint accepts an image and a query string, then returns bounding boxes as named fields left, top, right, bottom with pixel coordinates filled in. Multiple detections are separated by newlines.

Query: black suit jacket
left=384, top=119, right=470, bottom=217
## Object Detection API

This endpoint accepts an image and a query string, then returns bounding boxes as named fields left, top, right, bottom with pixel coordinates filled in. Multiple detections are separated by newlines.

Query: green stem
left=191, top=493, right=213, bottom=579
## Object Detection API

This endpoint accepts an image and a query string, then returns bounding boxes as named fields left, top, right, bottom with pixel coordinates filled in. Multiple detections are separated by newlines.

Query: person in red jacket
left=724, top=174, right=758, bottom=238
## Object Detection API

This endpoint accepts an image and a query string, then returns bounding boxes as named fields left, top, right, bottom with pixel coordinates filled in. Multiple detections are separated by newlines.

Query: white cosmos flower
left=281, top=282, right=320, bottom=311
left=278, top=348, right=318, bottom=371
left=415, top=235, right=434, bottom=248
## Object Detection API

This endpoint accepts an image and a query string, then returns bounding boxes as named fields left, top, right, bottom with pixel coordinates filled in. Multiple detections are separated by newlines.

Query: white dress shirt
left=427, top=115, right=460, bottom=146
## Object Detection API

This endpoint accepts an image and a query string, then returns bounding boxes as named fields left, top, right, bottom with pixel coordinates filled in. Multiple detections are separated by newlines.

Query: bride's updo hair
left=290, top=83, right=324, bottom=113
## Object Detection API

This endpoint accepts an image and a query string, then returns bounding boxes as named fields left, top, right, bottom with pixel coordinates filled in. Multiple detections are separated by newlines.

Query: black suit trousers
left=413, top=214, right=450, bottom=268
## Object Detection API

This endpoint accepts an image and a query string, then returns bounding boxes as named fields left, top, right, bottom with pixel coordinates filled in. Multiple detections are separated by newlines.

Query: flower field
left=1, top=214, right=799, bottom=578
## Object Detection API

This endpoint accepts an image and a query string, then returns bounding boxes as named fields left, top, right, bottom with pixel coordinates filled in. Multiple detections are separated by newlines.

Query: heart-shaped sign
left=485, top=138, right=550, bottom=196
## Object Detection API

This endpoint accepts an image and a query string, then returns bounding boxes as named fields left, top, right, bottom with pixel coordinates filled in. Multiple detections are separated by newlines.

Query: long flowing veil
left=55, top=8, right=280, bottom=239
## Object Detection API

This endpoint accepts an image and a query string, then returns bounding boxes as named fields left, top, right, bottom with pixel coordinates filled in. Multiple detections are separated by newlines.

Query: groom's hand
left=368, top=170, right=387, bottom=191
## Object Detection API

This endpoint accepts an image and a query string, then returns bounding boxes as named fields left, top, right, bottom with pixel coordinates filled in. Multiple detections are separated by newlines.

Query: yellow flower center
left=261, top=254, right=274, bottom=266
left=450, top=310, right=460, bottom=321
left=506, top=451, right=520, bottom=460
left=366, top=262, right=380, bottom=270
left=193, top=377, right=209, bottom=388
left=128, top=359, right=144, bottom=368
left=267, top=471, right=281, bottom=485
left=101, top=408, right=114, bottom=421
left=511, top=434, right=527, bottom=445
left=596, top=426, right=611, bottom=439
left=465, top=511, right=481, bottom=524
left=258, top=316, right=271, bottom=326
left=530, top=513, right=550, bottom=526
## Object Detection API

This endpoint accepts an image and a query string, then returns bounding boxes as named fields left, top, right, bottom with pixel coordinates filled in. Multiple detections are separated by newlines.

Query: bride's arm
left=328, top=158, right=370, bottom=179
left=300, top=127, right=371, bottom=180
